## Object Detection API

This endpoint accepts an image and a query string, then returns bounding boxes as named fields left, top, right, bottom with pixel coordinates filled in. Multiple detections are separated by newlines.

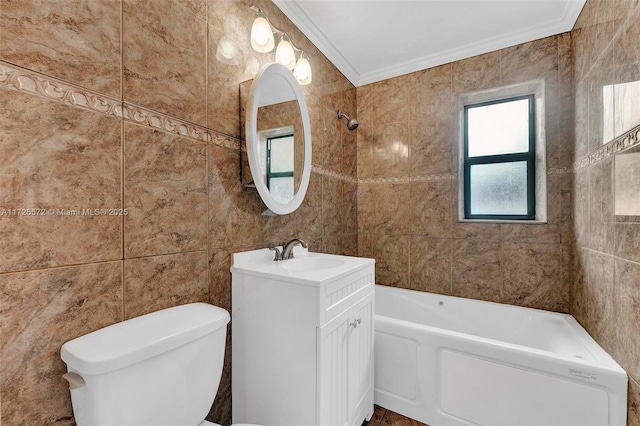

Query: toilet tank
left=61, top=303, right=230, bottom=426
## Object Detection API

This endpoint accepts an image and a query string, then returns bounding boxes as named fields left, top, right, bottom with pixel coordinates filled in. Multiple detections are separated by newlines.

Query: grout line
left=0, top=259, right=124, bottom=277
left=574, top=3, right=635, bottom=87
left=0, top=249, right=209, bottom=277
left=120, top=0, right=126, bottom=322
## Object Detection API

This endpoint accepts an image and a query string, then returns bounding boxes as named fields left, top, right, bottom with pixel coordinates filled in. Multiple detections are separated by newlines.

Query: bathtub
left=374, top=285, right=628, bottom=426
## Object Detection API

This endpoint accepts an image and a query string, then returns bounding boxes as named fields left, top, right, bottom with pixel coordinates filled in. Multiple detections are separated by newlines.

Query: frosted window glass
left=270, top=136, right=294, bottom=172
left=270, top=177, right=294, bottom=204
left=470, top=162, right=528, bottom=215
left=468, top=99, right=530, bottom=157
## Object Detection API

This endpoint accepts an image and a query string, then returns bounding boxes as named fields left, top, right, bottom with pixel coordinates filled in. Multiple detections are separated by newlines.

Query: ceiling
left=273, top=0, right=586, bottom=87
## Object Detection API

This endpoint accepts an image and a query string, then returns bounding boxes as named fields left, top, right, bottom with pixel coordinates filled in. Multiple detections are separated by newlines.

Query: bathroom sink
left=231, top=247, right=374, bottom=285
left=280, top=255, right=345, bottom=271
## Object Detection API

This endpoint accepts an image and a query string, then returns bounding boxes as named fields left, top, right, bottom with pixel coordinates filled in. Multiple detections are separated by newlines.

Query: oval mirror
left=246, top=62, right=312, bottom=215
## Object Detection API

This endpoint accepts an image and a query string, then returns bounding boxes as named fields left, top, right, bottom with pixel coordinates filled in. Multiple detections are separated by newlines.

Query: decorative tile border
left=311, top=165, right=357, bottom=184
left=122, top=102, right=209, bottom=143
left=358, top=174, right=455, bottom=185
left=0, top=60, right=235, bottom=147
left=0, top=61, right=122, bottom=119
left=574, top=123, right=640, bottom=171
left=548, top=167, right=573, bottom=175
left=8, top=60, right=635, bottom=180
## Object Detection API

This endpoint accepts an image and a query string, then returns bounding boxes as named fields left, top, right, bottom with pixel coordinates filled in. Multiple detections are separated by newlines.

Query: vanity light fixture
left=275, top=34, right=296, bottom=70
left=250, top=6, right=312, bottom=85
left=250, top=10, right=275, bottom=53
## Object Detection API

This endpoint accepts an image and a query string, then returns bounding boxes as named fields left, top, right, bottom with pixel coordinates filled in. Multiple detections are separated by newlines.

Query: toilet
left=60, top=303, right=260, bottom=426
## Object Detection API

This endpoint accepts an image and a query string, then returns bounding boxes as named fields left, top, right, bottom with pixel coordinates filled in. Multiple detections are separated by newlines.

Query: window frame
left=458, top=79, right=547, bottom=224
left=463, top=94, right=536, bottom=220
left=265, top=134, right=295, bottom=191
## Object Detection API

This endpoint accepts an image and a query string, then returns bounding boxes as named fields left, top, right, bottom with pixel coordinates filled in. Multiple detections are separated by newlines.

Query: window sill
left=458, top=218, right=548, bottom=224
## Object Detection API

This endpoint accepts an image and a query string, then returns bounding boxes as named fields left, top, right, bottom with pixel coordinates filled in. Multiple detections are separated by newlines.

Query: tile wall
left=356, top=34, right=575, bottom=312
left=571, top=0, right=640, bottom=424
left=0, top=0, right=357, bottom=424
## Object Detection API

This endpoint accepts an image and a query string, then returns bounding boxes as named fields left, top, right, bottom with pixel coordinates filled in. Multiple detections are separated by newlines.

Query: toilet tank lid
left=61, top=303, right=230, bottom=375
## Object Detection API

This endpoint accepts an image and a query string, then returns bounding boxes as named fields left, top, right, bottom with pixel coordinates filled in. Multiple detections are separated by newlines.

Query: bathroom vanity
left=231, top=247, right=375, bottom=426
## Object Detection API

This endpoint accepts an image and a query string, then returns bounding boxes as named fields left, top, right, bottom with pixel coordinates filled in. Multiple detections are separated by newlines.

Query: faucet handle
left=269, top=246, right=282, bottom=261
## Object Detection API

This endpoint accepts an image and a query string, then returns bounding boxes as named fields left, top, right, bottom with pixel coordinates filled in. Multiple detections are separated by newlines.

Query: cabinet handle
left=350, top=318, right=362, bottom=328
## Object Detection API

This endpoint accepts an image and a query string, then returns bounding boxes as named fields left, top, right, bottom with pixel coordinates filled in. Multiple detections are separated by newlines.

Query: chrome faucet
left=281, top=238, right=308, bottom=260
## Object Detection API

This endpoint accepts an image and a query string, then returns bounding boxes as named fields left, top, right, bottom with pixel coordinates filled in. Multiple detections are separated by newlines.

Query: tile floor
left=364, top=405, right=429, bottom=426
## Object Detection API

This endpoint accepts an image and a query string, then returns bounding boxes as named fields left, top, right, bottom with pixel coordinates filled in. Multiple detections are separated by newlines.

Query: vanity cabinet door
left=317, top=290, right=374, bottom=426
left=348, top=292, right=374, bottom=425
left=317, top=307, right=351, bottom=426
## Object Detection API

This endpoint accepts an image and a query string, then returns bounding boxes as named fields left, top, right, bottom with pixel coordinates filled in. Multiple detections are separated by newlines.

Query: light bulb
left=275, top=37, right=296, bottom=70
left=294, top=56, right=312, bottom=85
left=250, top=16, right=274, bottom=53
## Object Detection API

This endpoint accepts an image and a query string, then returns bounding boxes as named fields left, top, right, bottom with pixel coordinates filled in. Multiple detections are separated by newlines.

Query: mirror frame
left=246, top=62, right=312, bottom=215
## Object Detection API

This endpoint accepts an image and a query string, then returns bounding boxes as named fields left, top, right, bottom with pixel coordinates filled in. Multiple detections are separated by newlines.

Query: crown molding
left=272, top=0, right=361, bottom=87
left=274, top=0, right=585, bottom=87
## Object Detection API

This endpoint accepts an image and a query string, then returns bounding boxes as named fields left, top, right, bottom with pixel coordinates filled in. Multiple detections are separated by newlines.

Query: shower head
left=337, top=111, right=359, bottom=131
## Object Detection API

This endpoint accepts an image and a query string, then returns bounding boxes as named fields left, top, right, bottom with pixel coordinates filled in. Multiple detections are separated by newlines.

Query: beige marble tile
left=322, top=176, right=343, bottom=237
left=207, top=0, right=255, bottom=137
left=502, top=242, right=567, bottom=312
left=209, top=247, right=237, bottom=314
left=124, top=251, right=208, bottom=319
left=123, top=0, right=207, bottom=125
left=0, top=90, right=122, bottom=273
left=369, top=75, right=411, bottom=126
left=451, top=222, right=502, bottom=241
left=357, top=86, right=374, bottom=179
left=409, top=64, right=452, bottom=122
left=615, top=223, right=640, bottom=263
left=358, top=233, right=373, bottom=259
left=208, top=141, right=264, bottom=250
left=502, top=36, right=558, bottom=82
left=451, top=240, right=502, bottom=303
left=296, top=172, right=323, bottom=238
left=614, top=2, right=640, bottom=67
left=373, top=184, right=411, bottom=236
left=0, top=0, right=121, bottom=97
left=451, top=50, right=501, bottom=95
left=583, top=250, right=616, bottom=352
left=614, top=258, right=640, bottom=379
left=342, top=182, right=358, bottom=235
left=574, top=80, right=590, bottom=159
left=573, top=167, right=590, bottom=246
left=373, top=234, right=409, bottom=288
left=342, top=87, right=359, bottom=178
left=124, top=124, right=207, bottom=258
left=371, top=122, right=410, bottom=178
left=0, top=261, right=122, bottom=425
left=560, top=174, right=575, bottom=245
left=571, top=247, right=589, bottom=328
left=408, top=65, right=453, bottom=177
left=357, top=184, right=375, bottom=234
left=588, top=157, right=615, bottom=253
left=320, top=93, right=343, bottom=169
left=500, top=223, right=560, bottom=244
left=410, top=181, right=452, bottom=238
left=410, top=237, right=452, bottom=295
left=340, top=234, right=358, bottom=257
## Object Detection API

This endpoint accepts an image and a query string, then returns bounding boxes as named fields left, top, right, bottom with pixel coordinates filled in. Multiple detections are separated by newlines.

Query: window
left=266, top=134, right=294, bottom=204
left=458, top=80, right=546, bottom=223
